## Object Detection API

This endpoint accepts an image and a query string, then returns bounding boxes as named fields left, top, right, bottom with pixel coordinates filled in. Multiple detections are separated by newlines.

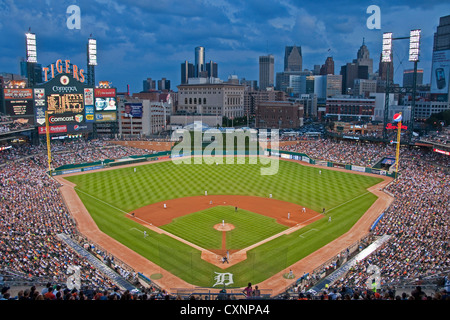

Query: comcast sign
left=49, top=114, right=83, bottom=124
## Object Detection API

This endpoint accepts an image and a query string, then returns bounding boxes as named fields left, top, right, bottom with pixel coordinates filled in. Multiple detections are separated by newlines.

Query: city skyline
left=0, top=0, right=448, bottom=93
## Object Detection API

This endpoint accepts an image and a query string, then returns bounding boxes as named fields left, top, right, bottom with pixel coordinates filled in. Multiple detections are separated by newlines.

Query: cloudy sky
left=0, top=0, right=448, bottom=93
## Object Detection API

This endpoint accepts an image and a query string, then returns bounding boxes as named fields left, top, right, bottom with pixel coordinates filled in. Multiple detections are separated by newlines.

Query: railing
left=279, top=233, right=377, bottom=298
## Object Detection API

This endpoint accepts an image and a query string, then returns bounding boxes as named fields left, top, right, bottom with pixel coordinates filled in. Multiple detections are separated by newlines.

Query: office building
left=244, top=89, right=285, bottom=117
left=353, top=38, right=373, bottom=75
left=176, top=83, right=245, bottom=119
left=378, top=52, right=394, bottom=82
left=320, top=57, right=335, bottom=75
left=406, top=100, right=450, bottom=122
left=433, top=15, right=450, bottom=51
left=118, top=95, right=172, bottom=136
left=296, top=94, right=318, bottom=118
left=431, top=15, right=450, bottom=98
left=256, top=100, right=304, bottom=129
left=143, top=78, right=156, bottom=91
left=403, top=69, right=423, bottom=87
left=326, top=96, right=376, bottom=121
left=181, top=60, right=195, bottom=84
left=158, top=78, right=171, bottom=91
left=19, top=59, right=43, bottom=85
left=340, top=63, right=369, bottom=94
left=276, top=70, right=312, bottom=92
left=240, top=78, right=258, bottom=91
left=206, top=60, right=218, bottom=78
left=284, top=46, right=302, bottom=72
left=353, top=79, right=377, bottom=97
left=195, top=46, right=205, bottom=77
left=259, top=54, right=275, bottom=90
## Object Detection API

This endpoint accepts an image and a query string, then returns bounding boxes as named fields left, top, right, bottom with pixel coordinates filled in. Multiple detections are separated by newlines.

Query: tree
left=426, top=110, right=450, bottom=129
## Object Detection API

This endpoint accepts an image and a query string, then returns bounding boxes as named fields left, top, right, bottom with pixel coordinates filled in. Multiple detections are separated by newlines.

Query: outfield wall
left=50, top=150, right=176, bottom=176
left=266, top=149, right=396, bottom=178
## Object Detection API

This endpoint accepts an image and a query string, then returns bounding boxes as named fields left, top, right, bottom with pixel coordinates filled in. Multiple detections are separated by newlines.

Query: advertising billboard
left=124, top=103, right=143, bottom=118
left=38, top=123, right=93, bottom=135
left=95, top=112, right=117, bottom=122
left=85, top=105, right=95, bottom=122
left=38, top=125, right=68, bottom=135
left=94, top=88, right=117, bottom=111
left=430, top=49, right=450, bottom=94
left=4, top=88, right=33, bottom=100
left=84, top=88, right=94, bottom=105
left=94, top=88, right=116, bottom=97
left=47, top=112, right=84, bottom=125
left=4, top=88, right=35, bottom=125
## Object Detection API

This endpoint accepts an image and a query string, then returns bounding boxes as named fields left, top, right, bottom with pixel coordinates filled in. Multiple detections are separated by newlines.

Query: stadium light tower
left=87, top=36, right=97, bottom=87
left=25, top=30, right=38, bottom=87
left=382, top=29, right=421, bottom=140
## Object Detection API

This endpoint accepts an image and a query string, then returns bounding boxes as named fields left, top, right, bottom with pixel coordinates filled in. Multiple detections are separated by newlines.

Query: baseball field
left=63, top=156, right=384, bottom=288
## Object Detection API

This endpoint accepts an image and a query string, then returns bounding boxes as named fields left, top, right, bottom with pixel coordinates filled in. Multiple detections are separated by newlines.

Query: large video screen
left=95, top=97, right=117, bottom=111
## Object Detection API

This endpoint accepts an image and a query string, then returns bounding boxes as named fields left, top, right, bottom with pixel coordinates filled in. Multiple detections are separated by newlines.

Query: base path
left=129, top=195, right=323, bottom=267
left=131, top=194, right=320, bottom=228
left=55, top=156, right=394, bottom=297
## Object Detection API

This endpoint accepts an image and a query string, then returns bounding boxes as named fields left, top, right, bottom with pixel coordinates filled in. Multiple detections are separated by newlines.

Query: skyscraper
left=181, top=60, right=195, bottom=84
left=320, top=57, right=335, bottom=75
left=195, top=46, right=205, bottom=77
left=353, top=38, right=373, bottom=75
left=431, top=15, right=450, bottom=96
left=433, top=15, right=450, bottom=51
left=378, top=53, right=393, bottom=82
left=340, top=62, right=368, bottom=95
left=206, top=60, right=218, bottom=78
left=259, top=54, right=274, bottom=90
left=403, top=69, right=423, bottom=87
left=284, top=46, right=302, bottom=72
left=143, top=78, right=156, bottom=91
left=158, top=78, right=171, bottom=91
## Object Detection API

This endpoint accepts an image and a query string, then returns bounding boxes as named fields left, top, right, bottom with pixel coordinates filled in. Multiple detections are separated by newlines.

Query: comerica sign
left=43, top=59, right=85, bottom=83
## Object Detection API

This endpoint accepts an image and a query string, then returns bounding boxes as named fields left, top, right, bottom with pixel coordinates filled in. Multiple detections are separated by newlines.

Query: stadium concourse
left=0, top=137, right=449, bottom=301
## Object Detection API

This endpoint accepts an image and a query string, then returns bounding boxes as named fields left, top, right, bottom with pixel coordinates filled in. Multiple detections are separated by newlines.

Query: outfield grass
left=66, top=157, right=382, bottom=287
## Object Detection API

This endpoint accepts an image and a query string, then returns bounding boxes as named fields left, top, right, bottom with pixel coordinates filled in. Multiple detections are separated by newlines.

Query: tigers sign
left=43, top=59, right=85, bottom=83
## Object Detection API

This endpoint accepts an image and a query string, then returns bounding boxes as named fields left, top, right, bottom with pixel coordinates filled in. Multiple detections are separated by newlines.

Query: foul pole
left=394, top=112, right=402, bottom=180
left=45, top=111, right=52, bottom=172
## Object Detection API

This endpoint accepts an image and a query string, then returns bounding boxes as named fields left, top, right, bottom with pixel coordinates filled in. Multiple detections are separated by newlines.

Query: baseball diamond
left=57, top=155, right=391, bottom=292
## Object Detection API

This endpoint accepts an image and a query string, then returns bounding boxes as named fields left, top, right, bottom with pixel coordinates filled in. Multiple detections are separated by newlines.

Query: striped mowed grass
left=66, top=157, right=382, bottom=287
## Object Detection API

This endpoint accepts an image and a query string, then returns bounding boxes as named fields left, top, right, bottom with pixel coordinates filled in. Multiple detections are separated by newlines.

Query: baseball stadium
left=0, top=6, right=449, bottom=308
left=1, top=129, right=449, bottom=302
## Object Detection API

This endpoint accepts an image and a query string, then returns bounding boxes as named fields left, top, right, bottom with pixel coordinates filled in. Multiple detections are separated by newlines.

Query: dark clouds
left=0, top=0, right=447, bottom=92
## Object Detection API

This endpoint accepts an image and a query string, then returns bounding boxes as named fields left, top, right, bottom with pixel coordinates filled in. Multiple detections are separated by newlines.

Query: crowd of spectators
left=419, top=128, right=450, bottom=145
left=288, top=147, right=449, bottom=300
left=0, top=115, right=34, bottom=134
left=0, top=139, right=172, bottom=300
left=280, top=138, right=397, bottom=167
left=0, top=139, right=154, bottom=166
left=0, top=136, right=449, bottom=301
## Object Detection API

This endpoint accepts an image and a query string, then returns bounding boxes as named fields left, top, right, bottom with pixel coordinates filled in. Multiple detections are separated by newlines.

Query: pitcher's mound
left=214, top=223, right=235, bottom=231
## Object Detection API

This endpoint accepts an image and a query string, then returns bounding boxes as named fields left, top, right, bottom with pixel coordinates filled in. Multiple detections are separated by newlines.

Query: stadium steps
left=307, top=235, right=392, bottom=295
left=56, top=233, right=139, bottom=292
